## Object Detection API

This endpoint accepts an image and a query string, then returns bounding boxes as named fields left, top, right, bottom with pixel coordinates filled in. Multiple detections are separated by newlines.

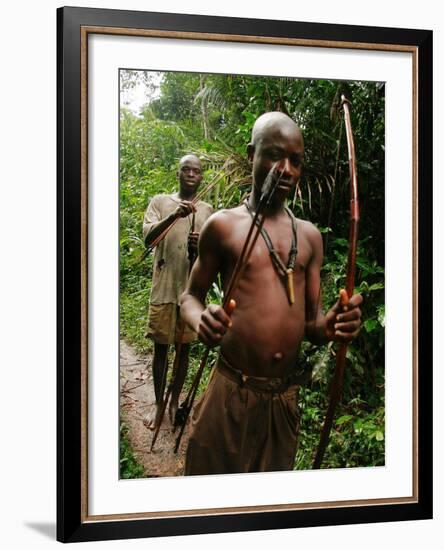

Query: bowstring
left=312, top=108, right=344, bottom=336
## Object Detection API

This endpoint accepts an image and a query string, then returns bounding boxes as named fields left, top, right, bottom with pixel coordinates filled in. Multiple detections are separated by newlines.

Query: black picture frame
left=57, top=6, right=433, bottom=543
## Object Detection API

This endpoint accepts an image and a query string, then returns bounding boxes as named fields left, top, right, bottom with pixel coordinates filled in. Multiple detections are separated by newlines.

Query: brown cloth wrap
left=185, top=355, right=304, bottom=476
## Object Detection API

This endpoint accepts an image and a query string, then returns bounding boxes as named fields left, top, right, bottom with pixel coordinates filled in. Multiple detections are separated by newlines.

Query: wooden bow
left=313, top=95, right=359, bottom=469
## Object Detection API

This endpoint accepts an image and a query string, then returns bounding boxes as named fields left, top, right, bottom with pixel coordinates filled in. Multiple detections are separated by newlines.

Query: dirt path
left=120, top=340, right=190, bottom=477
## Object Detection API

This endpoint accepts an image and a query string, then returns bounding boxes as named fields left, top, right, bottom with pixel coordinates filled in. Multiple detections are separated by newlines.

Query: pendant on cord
left=286, top=268, right=295, bottom=305
left=244, top=200, right=298, bottom=305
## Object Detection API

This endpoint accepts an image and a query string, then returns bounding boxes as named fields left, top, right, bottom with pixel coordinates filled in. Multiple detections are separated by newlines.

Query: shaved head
left=251, top=112, right=303, bottom=148
left=179, top=154, right=202, bottom=168
left=177, top=154, right=203, bottom=199
left=247, top=111, right=304, bottom=200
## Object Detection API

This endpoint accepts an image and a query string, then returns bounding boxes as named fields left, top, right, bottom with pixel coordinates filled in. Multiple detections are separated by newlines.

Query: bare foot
left=143, top=403, right=163, bottom=431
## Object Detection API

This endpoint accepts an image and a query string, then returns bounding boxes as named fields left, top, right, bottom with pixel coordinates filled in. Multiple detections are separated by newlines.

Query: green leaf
left=336, top=415, right=353, bottom=425
left=377, top=305, right=386, bottom=327
left=368, top=282, right=385, bottom=292
left=363, top=319, right=378, bottom=333
left=333, top=238, right=348, bottom=247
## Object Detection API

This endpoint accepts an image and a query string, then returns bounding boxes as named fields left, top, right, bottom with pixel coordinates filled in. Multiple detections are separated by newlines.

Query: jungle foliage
left=120, top=70, right=385, bottom=471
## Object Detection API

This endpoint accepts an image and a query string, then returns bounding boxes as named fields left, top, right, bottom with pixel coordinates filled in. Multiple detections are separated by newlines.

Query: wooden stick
left=150, top=216, right=198, bottom=452
left=149, top=320, right=186, bottom=452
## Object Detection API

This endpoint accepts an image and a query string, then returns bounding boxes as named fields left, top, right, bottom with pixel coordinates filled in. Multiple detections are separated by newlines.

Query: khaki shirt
left=143, top=194, right=213, bottom=305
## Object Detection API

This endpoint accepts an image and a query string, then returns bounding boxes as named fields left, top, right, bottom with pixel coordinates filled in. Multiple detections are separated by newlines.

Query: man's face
left=178, top=157, right=203, bottom=195
left=248, top=124, right=304, bottom=201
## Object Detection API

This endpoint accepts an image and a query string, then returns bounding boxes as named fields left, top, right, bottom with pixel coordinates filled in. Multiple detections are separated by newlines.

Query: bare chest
left=223, top=215, right=312, bottom=287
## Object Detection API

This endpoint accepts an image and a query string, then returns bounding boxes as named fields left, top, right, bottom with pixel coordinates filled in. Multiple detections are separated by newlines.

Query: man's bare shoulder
left=202, top=205, right=247, bottom=232
left=296, top=218, right=321, bottom=237
left=295, top=218, right=323, bottom=256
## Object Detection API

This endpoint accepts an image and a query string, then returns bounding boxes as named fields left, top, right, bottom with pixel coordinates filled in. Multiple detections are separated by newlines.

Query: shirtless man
left=143, top=154, right=212, bottom=430
left=180, top=112, right=362, bottom=475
